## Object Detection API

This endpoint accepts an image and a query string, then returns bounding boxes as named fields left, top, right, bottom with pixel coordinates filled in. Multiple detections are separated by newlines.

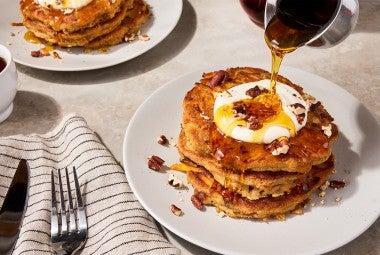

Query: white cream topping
left=213, top=79, right=309, bottom=144
left=35, top=0, right=93, bottom=10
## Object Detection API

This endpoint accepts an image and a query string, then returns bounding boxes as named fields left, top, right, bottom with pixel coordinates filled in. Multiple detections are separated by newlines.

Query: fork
left=51, top=167, right=87, bottom=255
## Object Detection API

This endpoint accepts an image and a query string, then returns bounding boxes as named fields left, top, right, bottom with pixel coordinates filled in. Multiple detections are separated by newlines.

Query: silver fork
left=51, top=167, right=87, bottom=255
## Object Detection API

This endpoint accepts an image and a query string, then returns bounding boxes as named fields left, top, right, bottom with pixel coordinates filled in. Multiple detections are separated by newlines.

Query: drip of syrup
left=24, top=31, right=46, bottom=44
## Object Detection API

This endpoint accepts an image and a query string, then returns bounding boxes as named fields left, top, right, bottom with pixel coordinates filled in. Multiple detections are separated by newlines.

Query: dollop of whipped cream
left=35, top=0, right=93, bottom=10
left=213, top=79, right=309, bottom=144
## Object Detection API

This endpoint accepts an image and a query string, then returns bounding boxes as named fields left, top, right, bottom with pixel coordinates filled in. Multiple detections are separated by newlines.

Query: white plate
left=123, top=65, right=380, bottom=255
left=0, top=0, right=182, bottom=71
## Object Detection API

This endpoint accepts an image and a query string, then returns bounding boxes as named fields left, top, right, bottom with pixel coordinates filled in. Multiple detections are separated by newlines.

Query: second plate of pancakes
left=0, top=0, right=182, bottom=71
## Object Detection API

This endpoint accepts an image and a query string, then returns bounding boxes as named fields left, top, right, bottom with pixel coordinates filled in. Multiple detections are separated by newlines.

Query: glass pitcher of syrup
left=264, top=0, right=359, bottom=48
left=240, top=0, right=359, bottom=48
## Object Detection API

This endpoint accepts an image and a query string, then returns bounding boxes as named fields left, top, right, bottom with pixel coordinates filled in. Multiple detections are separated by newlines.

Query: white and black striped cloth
left=0, top=114, right=180, bottom=255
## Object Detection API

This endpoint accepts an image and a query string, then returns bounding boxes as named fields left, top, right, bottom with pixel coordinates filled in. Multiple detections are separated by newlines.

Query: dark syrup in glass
left=264, top=0, right=340, bottom=93
left=240, top=0, right=267, bottom=27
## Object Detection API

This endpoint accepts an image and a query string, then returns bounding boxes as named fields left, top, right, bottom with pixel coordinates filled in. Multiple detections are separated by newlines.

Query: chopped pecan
left=288, top=103, right=307, bottom=124
left=247, top=115, right=262, bottom=130
left=329, top=180, right=345, bottom=189
left=170, top=204, right=183, bottom=216
left=246, top=86, right=268, bottom=98
left=289, top=103, right=306, bottom=115
left=191, top=195, right=205, bottom=210
left=147, top=155, right=165, bottom=171
left=232, top=103, right=247, bottom=119
left=52, top=51, right=62, bottom=59
left=10, top=22, right=23, bottom=26
left=214, top=148, right=224, bottom=161
left=31, top=50, right=41, bottom=58
left=156, top=135, right=168, bottom=145
left=138, top=34, right=150, bottom=41
left=296, top=113, right=306, bottom=124
left=210, top=70, right=228, bottom=87
left=168, top=174, right=183, bottom=188
left=233, top=103, right=246, bottom=115
left=265, top=137, right=290, bottom=156
left=322, top=124, right=332, bottom=137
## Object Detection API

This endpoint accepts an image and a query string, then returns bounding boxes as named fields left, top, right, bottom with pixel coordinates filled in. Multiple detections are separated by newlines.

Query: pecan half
left=191, top=195, right=205, bottom=210
left=147, top=155, right=165, bottom=171
left=210, top=70, right=228, bottom=87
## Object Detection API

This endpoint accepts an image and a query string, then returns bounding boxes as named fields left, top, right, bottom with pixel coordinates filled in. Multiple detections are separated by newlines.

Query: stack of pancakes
left=20, top=0, right=150, bottom=48
left=178, top=67, right=338, bottom=220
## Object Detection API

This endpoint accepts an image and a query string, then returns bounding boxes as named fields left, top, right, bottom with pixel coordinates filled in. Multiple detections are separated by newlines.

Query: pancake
left=187, top=155, right=335, bottom=219
left=179, top=154, right=310, bottom=200
left=22, top=0, right=134, bottom=47
left=20, top=0, right=150, bottom=48
left=20, top=0, right=128, bottom=33
left=176, top=66, right=339, bottom=220
left=179, top=67, right=338, bottom=174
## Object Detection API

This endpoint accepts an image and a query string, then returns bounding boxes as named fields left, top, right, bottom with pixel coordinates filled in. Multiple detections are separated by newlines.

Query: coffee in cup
left=0, top=44, right=17, bottom=123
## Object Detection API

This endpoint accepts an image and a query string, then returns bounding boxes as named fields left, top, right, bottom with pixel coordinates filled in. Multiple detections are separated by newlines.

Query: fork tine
left=65, top=167, right=77, bottom=234
left=73, top=166, right=87, bottom=235
left=58, top=169, right=68, bottom=235
left=72, top=167, right=83, bottom=208
left=50, top=170, right=59, bottom=238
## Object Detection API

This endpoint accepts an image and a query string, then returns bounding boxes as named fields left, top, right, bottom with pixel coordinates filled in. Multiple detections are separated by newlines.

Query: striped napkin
left=0, top=114, right=180, bottom=255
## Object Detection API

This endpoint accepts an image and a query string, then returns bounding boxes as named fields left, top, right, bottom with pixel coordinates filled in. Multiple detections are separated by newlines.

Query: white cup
left=0, top=44, right=17, bottom=123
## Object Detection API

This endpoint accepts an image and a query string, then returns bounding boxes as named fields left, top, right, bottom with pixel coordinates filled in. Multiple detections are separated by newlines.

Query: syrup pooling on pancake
left=213, top=79, right=309, bottom=144
left=35, top=0, right=93, bottom=10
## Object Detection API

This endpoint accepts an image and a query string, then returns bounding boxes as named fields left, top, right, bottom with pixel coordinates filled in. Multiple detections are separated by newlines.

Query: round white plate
left=0, top=0, right=182, bottom=71
left=123, top=65, right=380, bottom=255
